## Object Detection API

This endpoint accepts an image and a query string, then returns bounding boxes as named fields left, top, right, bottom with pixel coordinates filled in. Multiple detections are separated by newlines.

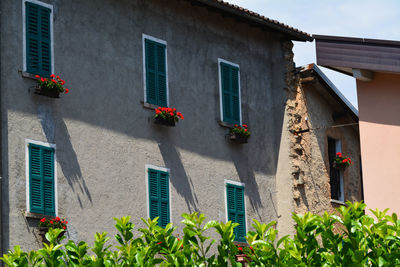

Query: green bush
left=2, top=201, right=400, bottom=266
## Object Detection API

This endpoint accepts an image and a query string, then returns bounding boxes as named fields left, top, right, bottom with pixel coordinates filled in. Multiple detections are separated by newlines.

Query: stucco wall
left=1, top=0, right=290, bottom=250
left=357, top=72, right=400, bottom=214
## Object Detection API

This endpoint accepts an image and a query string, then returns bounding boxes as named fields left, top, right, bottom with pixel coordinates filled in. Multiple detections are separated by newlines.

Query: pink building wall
left=357, top=72, right=400, bottom=214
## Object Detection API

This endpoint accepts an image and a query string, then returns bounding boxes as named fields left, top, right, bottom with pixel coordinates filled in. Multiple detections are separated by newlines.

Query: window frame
left=224, top=179, right=247, bottom=242
left=25, top=139, right=57, bottom=216
left=145, top=164, right=172, bottom=226
left=328, top=138, right=345, bottom=202
left=22, top=0, right=54, bottom=75
left=142, top=34, right=169, bottom=107
left=218, top=58, right=242, bottom=125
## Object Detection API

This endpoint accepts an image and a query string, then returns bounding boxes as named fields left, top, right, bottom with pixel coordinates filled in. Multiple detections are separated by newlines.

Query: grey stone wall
left=1, top=0, right=291, bottom=250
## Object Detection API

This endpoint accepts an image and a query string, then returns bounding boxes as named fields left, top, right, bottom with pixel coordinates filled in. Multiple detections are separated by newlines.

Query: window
left=328, top=138, right=344, bottom=202
left=143, top=35, right=168, bottom=107
left=218, top=59, right=241, bottom=125
left=225, top=181, right=246, bottom=242
left=27, top=141, right=56, bottom=216
left=147, top=166, right=170, bottom=228
left=23, top=0, right=53, bottom=77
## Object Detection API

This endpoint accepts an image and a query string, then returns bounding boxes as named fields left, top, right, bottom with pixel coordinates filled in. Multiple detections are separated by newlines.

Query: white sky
left=225, top=0, right=400, bottom=108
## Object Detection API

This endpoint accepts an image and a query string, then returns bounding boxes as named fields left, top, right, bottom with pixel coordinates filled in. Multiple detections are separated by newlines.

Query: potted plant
left=154, top=107, right=184, bottom=127
left=38, top=217, right=68, bottom=244
left=235, top=246, right=252, bottom=266
left=33, top=74, right=69, bottom=98
left=332, top=152, right=352, bottom=170
left=230, top=124, right=251, bottom=143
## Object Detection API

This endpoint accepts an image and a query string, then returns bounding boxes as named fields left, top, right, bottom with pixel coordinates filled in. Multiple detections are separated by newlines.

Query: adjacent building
left=315, top=35, right=400, bottom=214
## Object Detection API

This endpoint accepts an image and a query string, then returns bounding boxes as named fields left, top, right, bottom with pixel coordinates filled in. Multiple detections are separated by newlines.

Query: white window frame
left=224, top=179, right=247, bottom=234
left=25, top=139, right=57, bottom=215
left=142, top=34, right=169, bottom=106
left=145, top=164, right=172, bottom=224
left=218, top=58, right=242, bottom=125
left=22, top=0, right=54, bottom=75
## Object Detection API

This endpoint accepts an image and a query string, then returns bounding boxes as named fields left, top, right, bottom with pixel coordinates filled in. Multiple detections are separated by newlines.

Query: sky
left=225, top=0, right=400, bottom=109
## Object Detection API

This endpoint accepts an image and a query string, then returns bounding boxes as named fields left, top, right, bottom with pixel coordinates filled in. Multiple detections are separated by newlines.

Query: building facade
left=0, top=0, right=313, bottom=252
left=315, top=35, right=400, bottom=215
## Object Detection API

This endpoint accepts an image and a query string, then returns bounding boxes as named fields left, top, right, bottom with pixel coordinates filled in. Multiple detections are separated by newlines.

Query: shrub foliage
left=2, top=201, right=400, bottom=266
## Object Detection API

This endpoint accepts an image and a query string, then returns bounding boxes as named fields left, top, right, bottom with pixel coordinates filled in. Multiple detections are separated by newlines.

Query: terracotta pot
left=38, top=227, right=65, bottom=245
left=34, top=86, right=60, bottom=98
left=230, top=133, right=248, bottom=144
left=154, top=116, right=176, bottom=127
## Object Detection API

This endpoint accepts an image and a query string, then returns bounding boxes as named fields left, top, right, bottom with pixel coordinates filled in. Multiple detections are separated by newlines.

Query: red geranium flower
left=65, top=88, right=69, bottom=94
left=40, top=218, right=46, bottom=223
left=50, top=74, right=55, bottom=78
left=35, top=75, right=40, bottom=78
left=50, top=221, right=53, bottom=224
left=238, top=247, right=243, bottom=252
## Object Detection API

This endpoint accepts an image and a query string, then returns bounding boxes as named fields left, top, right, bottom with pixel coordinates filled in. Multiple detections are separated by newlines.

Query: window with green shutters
left=226, top=182, right=246, bottom=242
left=148, top=167, right=170, bottom=228
left=144, top=37, right=168, bottom=107
left=25, top=1, right=52, bottom=77
left=219, top=61, right=241, bottom=125
left=29, top=143, right=55, bottom=216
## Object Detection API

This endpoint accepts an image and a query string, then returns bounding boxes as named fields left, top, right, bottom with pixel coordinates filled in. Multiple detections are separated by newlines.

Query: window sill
left=141, top=101, right=161, bottom=110
left=19, top=70, right=37, bottom=80
left=24, top=211, right=56, bottom=220
left=218, top=120, right=235, bottom=128
left=233, top=241, right=248, bottom=246
left=330, top=199, right=346, bottom=206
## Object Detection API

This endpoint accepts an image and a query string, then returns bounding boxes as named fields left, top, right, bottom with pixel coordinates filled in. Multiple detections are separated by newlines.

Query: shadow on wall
left=158, top=133, right=199, bottom=213
left=37, top=101, right=92, bottom=208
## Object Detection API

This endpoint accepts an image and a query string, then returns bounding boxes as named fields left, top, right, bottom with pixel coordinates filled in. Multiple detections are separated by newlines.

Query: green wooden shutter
left=221, top=63, right=240, bottom=124
left=226, top=183, right=246, bottom=242
left=29, top=144, right=55, bottom=215
left=26, top=2, right=51, bottom=77
left=148, top=168, right=170, bottom=228
left=145, top=39, right=167, bottom=107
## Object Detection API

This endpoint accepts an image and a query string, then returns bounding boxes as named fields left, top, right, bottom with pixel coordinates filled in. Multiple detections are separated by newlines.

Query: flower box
left=33, top=74, right=69, bottom=98
left=154, top=107, right=183, bottom=127
left=332, top=162, right=347, bottom=171
left=34, top=85, right=60, bottom=98
left=230, top=132, right=248, bottom=143
left=154, top=116, right=176, bottom=127
left=229, top=124, right=251, bottom=144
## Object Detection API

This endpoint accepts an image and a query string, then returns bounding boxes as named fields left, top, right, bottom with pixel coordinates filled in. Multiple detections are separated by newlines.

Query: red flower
left=342, top=159, right=346, bottom=163
left=336, top=152, right=342, bottom=157
left=234, top=124, right=238, bottom=127
left=157, top=241, right=162, bottom=245
left=63, top=226, right=66, bottom=230
left=56, top=75, right=60, bottom=80
left=156, top=110, right=161, bottom=115
left=50, top=221, right=53, bottom=224
left=238, top=247, right=243, bottom=252
left=51, top=79, right=57, bottom=83
left=65, top=221, right=68, bottom=224
left=250, top=246, right=254, bottom=251
left=60, top=80, right=65, bottom=85
left=65, top=88, right=69, bottom=94
left=50, top=74, right=55, bottom=78
left=180, top=116, right=184, bottom=120
left=243, top=124, right=248, bottom=128
left=40, top=218, right=46, bottom=223
left=244, top=129, right=248, bottom=132
left=173, top=108, right=176, bottom=112
left=41, top=78, right=46, bottom=82
left=35, top=75, right=40, bottom=78
left=169, top=112, right=174, bottom=116
left=237, top=126, right=241, bottom=129
left=55, top=217, right=60, bottom=221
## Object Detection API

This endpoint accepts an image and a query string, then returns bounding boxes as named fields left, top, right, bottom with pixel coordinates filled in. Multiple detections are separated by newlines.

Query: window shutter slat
left=29, top=145, right=43, bottom=213
left=26, top=2, right=51, bottom=77
left=221, top=64, right=232, bottom=123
